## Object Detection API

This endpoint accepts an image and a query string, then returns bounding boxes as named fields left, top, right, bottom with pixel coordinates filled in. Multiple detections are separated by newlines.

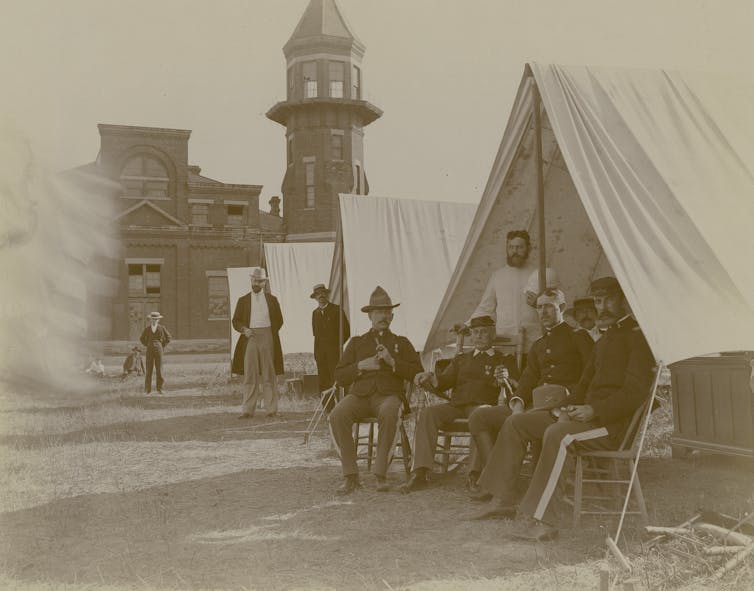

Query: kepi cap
left=589, top=276, right=622, bottom=297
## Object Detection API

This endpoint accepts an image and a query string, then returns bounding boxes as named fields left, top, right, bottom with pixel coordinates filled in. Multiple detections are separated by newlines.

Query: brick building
left=81, top=0, right=380, bottom=342
left=85, top=124, right=285, bottom=341
left=267, top=0, right=382, bottom=242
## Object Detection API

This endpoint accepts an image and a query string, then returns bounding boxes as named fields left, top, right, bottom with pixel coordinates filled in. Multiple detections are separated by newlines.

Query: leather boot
left=400, top=469, right=430, bottom=494
left=336, top=475, right=361, bottom=495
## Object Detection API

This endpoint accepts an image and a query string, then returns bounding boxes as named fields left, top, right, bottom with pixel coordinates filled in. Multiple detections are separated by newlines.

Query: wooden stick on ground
left=607, top=536, right=632, bottom=571
left=694, top=523, right=752, bottom=547
left=704, top=546, right=746, bottom=555
left=713, top=543, right=754, bottom=581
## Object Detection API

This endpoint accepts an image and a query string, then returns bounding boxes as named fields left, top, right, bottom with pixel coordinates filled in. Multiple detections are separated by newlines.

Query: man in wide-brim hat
left=310, top=283, right=349, bottom=410
left=231, top=267, right=284, bottom=419
left=329, top=286, right=423, bottom=494
left=139, top=311, right=171, bottom=394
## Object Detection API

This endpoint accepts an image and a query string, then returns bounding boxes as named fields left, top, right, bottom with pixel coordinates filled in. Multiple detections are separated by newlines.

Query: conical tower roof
left=284, top=0, right=364, bottom=56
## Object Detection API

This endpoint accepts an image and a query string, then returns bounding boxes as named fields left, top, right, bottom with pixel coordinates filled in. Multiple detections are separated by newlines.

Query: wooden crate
left=669, top=353, right=754, bottom=458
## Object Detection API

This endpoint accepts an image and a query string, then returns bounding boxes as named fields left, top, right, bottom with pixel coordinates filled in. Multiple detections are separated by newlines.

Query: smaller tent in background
left=264, top=242, right=335, bottom=355
left=328, top=194, right=476, bottom=360
left=226, top=242, right=334, bottom=368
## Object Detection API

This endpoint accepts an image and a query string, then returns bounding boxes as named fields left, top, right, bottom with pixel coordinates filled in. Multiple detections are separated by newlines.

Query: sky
left=2, top=0, right=753, bottom=207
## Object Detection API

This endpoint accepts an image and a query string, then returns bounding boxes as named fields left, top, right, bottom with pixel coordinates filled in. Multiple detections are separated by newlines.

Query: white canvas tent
left=329, top=194, right=476, bottom=357
left=425, top=63, right=754, bottom=366
left=226, top=243, right=333, bottom=366
left=264, top=242, right=335, bottom=354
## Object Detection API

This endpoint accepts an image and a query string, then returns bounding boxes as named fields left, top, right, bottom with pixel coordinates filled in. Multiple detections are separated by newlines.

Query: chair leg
left=367, top=422, right=375, bottom=472
left=399, top=422, right=412, bottom=477
left=573, top=455, right=583, bottom=528
left=442, top=434, right=451, bottom=473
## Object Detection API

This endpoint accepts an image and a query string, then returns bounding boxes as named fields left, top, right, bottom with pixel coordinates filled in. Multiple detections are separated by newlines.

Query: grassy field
left=0, top=356, right=752, bottom=590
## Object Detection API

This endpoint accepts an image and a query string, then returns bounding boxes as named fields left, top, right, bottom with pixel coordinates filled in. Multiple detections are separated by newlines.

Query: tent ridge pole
left=533, top=82, right=546, bottom=293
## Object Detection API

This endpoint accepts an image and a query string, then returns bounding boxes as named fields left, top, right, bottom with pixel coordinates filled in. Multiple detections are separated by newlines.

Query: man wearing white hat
left=139, top=311, right=171, bottom=394
left=231, top=268, right=284, bottom=418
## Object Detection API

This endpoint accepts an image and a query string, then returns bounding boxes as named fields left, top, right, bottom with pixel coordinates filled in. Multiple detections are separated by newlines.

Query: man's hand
left=509, top=399, right=524, bottom=414
left=414, top=371, right=438, bottom=389
left=452, top=322, right=470, bottom=336
left=493, top=365, right=509, bottom=384
left=375, top=344, right=395, bottom=368
left=525, top=290, right=537, bottom=307
left=243, top=327, right=253, bottom=338
left=357, top=356, right=381, bottom=372
left=567, top=404, right=595, bottom=422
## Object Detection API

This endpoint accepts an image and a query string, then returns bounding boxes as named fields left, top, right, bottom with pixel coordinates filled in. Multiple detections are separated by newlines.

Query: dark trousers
left=479, top=410, right=611, bottom=525
left=412, top=403, right=480, bottom=472
left=144, top=343, right=164, bottom=393
left=328, top=393, right=403, bottom=478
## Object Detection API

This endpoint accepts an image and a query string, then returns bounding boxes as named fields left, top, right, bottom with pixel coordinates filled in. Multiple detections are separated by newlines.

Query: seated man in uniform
left=471, top=277, right=655, bottom=542
left=468, top=288, right=594, bottom=493
left=401, top=315, right=517, bottom=493
left=329, top=286, right=423, bottom=494
left=573, top=296, right=601, bottom=342
left=120, top=346, right=145, bottom=381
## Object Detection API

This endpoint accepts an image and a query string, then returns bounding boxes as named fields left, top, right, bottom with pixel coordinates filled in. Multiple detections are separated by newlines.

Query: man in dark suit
left=472, top=277, right=655, bottom=543
left=139, top=311, right=171, bottom=394
left=232, top=268, right=284, bottom=419
left=329, top=286, right=423, bottom=494
left=311, top=283, right=350, bottom=408
left=402, top=315, right=515, bottom=493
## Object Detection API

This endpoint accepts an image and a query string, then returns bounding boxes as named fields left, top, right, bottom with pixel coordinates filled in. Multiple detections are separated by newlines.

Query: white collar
left=473, top=348, right=496, bottom=357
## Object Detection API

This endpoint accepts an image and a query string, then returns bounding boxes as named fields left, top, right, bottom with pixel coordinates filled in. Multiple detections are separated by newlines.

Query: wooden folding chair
left=353, top=382, right=415, bottom=476
left=563, top=397, right=652, bottom=527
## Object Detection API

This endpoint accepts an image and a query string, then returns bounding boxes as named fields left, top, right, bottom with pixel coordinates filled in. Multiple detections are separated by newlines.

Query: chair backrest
left=619, top=396, right=653, bottom=452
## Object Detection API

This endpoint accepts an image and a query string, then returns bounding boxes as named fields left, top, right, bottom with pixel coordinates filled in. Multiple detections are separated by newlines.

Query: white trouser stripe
left=533, top=426, right=609, bottom=520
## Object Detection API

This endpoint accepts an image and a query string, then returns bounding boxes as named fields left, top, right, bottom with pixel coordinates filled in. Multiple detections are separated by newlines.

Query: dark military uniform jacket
left=335, top=329, right=423, bottom=397
left=571, top=315, right=655, bottom=444
left=435, top=348, right=513, bottom=407
left=312, top=303, right=350, bottom=360
left=513, top=321, right=594, bottom=408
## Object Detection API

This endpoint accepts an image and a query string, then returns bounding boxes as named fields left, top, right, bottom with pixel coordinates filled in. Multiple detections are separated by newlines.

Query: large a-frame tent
left=425, top=63, right=754, bottom=367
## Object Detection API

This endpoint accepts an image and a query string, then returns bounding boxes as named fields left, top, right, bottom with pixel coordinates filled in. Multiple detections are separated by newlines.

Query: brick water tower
left=267, top=0, right=382, bottom=242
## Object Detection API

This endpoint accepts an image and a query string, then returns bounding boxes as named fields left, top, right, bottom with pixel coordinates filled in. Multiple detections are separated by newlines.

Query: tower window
left=331, top=133, right=343, bottom=160
left=287, top=66, right=294, bottom=98
left=305, top=160, right=315, bottom=208
left=303, top=61, right=317, bottom=98
left=120, top=154, right=169, bottom=198
left=351, top=65, right=361, bottom=99
left=287, top=137, right=294, bottom=165
left=355, top=164, right=362, bottom=194
left=329, top=61, right=344, bottom=98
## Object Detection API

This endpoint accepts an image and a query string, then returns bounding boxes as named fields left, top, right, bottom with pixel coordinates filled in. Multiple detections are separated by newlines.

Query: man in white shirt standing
left=231, top=268, right=284, bottom=419
left=464, top=230, right=559, bottom=356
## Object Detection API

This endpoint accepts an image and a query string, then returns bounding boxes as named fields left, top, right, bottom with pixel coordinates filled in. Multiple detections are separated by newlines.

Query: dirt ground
left=1, top=360, right=753, bottom=591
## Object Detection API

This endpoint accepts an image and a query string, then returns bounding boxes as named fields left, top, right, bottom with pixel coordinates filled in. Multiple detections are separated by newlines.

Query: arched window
left=120, top=154, right=170, bottom=198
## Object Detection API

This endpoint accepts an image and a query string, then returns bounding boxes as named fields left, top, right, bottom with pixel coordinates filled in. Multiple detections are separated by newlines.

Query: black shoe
left=336, top=476, right=361, bottom=495
left=469, top=491, right=493, bottom=503
left=375, top=476, right=391, bottom=492
left=466, top=471, right=481, bottom=493
left=511, top=519, right=559, bottom=542
left=469, top=502, right=517, bottom=520
left=400, top=472, right=430, bottom=494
